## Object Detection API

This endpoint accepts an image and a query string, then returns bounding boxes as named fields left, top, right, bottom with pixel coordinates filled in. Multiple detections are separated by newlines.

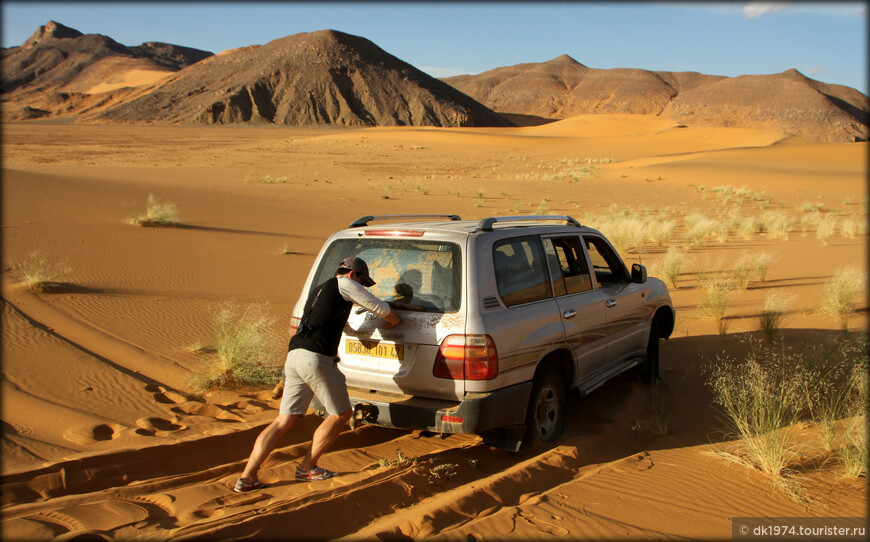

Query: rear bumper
left=345, top=381, right=533, bottom=434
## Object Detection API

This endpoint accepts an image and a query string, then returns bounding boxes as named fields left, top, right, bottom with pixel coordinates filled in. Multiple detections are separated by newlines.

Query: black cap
left=339, top=256, right=376, bottom=287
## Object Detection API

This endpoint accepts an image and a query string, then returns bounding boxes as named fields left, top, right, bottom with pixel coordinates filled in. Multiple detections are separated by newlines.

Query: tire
left=524, top=367, right=567, bottom=447
left=640, top=319, right=661, bottom=383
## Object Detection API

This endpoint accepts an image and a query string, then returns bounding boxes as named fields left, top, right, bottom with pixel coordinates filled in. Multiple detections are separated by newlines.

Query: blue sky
left=2, top=2, right=867, bottom=95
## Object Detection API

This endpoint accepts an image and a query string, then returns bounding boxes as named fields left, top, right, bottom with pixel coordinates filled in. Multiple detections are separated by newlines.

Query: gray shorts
left=280, top=348, right=351, bottom=416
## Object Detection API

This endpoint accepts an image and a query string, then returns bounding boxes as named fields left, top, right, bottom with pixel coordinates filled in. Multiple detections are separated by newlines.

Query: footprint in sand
left=191, top=491, right=270, bottom=519
left=612, top=451, right=654, bottom=473
left=146, top=384, right=189, bottom=405
left=518, top=510, right=571, bottom=536
left=62, top=423, right=122, bottom=445
left=231, top=399, right=270, bottom=414
left=134, top=416, right=186, bottom=436
left=171, top=403, right=245, bottom=421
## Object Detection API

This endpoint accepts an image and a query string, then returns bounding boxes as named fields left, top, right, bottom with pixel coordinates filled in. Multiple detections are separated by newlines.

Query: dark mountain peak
left=97, top=29, right=512, bottom=127
left=22, top=20, right=83, bottom=48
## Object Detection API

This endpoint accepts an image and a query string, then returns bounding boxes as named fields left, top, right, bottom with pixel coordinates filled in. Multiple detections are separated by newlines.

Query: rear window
left=493, top=236, right=552, bottom=307
left=310, top=238, right=462, bottom=313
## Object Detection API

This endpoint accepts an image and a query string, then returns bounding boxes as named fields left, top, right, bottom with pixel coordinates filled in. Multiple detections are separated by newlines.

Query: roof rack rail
left=475, top=215, right=582, bottom=232
left=349, top=214, right=462, bottom=228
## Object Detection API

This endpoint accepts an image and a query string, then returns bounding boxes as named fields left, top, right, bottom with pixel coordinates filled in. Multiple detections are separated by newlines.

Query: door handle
left=563, top=310, right=577, bottom=319
left=606, top=299, right=617, bottom=308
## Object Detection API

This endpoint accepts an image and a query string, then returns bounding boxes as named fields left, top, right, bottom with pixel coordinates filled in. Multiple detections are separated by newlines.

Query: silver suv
left=291, top=215, right=675, bottom=450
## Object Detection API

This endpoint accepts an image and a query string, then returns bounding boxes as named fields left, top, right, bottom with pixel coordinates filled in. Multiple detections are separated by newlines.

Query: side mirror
left=631, top=263, right=647, bottom=284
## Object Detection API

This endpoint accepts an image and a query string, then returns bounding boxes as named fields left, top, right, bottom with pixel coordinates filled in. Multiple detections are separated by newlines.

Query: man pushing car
left=235, top=256, right=400, bottom=491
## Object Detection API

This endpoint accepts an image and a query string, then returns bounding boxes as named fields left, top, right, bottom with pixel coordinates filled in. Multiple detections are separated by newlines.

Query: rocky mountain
left=1, top=21, right=213, bottom=120
left=2, top=21, right=212, bottom=94
left=443, top=56, right=869, bottom=142
left=4, top=22, right=868, bottom=140
left=96, top=29, right=512, bottom=127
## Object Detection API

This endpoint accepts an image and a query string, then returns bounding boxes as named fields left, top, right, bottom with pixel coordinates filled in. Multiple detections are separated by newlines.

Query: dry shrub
left=707, top=335, right=868, bottom=500
left=821, top=265, right=867, bottom=330
left=756, top=292, right=794, bottom=342
left=128, top=194, right=179, bottom=226
left=17, top=251, right=72, bottom=292
left=753, top=252, right=776, bottom=282
left=731, top=252, right=755, bottom=290
left=697, top=266, right=732, bottom=335
left=189, top=301, right=282, bottom=392
left=662, top=246, right=686, bottom=290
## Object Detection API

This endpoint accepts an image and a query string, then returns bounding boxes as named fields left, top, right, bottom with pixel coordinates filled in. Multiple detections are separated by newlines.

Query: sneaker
left=295, top=465, right=340, bottom=481
left=234, top=477, right=268, bottom=492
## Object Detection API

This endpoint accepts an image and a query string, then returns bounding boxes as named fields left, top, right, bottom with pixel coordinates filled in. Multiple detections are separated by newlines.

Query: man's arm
left=380, top=308, right=400, bottom=328
left=337, top=277, right=401, bottom=327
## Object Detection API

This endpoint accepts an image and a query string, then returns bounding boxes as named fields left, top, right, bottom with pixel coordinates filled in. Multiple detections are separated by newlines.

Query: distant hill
left=444, top=56, right=869, bottom=142
left=3, top=22, right=868, bottom=140
left=96, top=29, right=512, bottom=127
left=1, top=21, right=213, bottom=120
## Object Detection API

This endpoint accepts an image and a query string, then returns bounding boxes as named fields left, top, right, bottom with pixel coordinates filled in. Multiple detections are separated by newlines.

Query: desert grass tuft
left=731, top=252, right=755, bottom=290
left=707, top=335, right=868, bottom=499
left=820, top=265, right=866, bottom=331
left=661, top=246, right=686, bottom=290
left=632, top=375, right=685, bottom=437
left=189, top=301, right=281, bottom=392
left=697, top=268, right=732, bottom=335
left=753, top=252, right=776, bottom=282
left=705, top=339, right=811, bottom=496
left=128, top=194, right=179, bottom=226
left=799, top=336, right=868, bottom=477
left=756, top=292, right=794, bottom=343
left=17, top=251, right=72, bottom=292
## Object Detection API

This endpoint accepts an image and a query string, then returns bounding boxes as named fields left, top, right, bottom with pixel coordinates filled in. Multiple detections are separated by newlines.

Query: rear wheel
left=524, top=367, right=567, bottom=447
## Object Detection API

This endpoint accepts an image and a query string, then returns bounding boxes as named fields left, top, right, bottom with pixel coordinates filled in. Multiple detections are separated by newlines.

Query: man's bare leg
left=298, top=409, right=352, bottom=471
left=240, top=413, right=300, bottom=482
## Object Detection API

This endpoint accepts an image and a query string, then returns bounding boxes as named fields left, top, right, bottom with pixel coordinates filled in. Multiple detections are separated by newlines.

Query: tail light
left=433, top=334, right=498, bottom=380
left=290, top=316, right=300, bottom=337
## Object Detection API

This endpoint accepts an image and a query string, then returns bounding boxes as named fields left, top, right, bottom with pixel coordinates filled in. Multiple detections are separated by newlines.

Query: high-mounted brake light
left=433, top=334, right=499, bottom=381
left=364, top=230, right=425, bottom=237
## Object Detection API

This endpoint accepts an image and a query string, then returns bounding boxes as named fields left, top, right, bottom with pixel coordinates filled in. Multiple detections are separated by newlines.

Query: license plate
left=345, top=339, right=404, bottom=360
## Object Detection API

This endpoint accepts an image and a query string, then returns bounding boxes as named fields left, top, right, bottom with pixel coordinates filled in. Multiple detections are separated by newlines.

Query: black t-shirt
left=289, top=277, right=353, bottom=357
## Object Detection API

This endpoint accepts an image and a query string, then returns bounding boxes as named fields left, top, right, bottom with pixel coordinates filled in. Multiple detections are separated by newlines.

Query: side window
left=544, top=236, right=593, bottom=296
left=584, top=236, right=628, bottom=285
left=493, top=236, right=553, bottom=307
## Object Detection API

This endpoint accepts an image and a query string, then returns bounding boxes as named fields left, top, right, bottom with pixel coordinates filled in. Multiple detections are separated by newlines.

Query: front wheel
left=640, top=319, right=660, bottom=383
left=524, top=367, right=567, bottom=447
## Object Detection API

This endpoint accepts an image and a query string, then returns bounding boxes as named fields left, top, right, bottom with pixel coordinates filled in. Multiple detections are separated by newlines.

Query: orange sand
left=1, top=115, right=866, bottom=539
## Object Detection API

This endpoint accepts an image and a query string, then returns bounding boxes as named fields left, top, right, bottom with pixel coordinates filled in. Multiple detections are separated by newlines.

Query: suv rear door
left=486, top=235, right=566, bottom=387
left=542, top=235, right=608, bottom=382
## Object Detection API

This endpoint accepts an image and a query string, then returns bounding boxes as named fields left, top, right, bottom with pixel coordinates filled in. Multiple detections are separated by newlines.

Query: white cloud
left=741, top=1, right=867, bottom=19
left=742, top=2, right=792, bottom=19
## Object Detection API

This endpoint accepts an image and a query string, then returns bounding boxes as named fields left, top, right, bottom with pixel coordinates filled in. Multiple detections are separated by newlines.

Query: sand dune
left=1, top=114, right=866, bottom=539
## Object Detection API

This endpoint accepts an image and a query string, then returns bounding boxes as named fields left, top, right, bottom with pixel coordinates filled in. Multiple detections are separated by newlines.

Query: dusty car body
left=291, top=214, right=675, bottom=450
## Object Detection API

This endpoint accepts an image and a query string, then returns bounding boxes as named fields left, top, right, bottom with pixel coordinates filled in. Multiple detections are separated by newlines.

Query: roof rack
left=349, top=214, right=462, bottom=228
left=475, top=215, right=582, bottom=232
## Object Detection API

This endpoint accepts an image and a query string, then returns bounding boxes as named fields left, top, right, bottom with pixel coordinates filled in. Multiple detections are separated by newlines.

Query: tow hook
left=349, top=402, right=376, bottom=430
